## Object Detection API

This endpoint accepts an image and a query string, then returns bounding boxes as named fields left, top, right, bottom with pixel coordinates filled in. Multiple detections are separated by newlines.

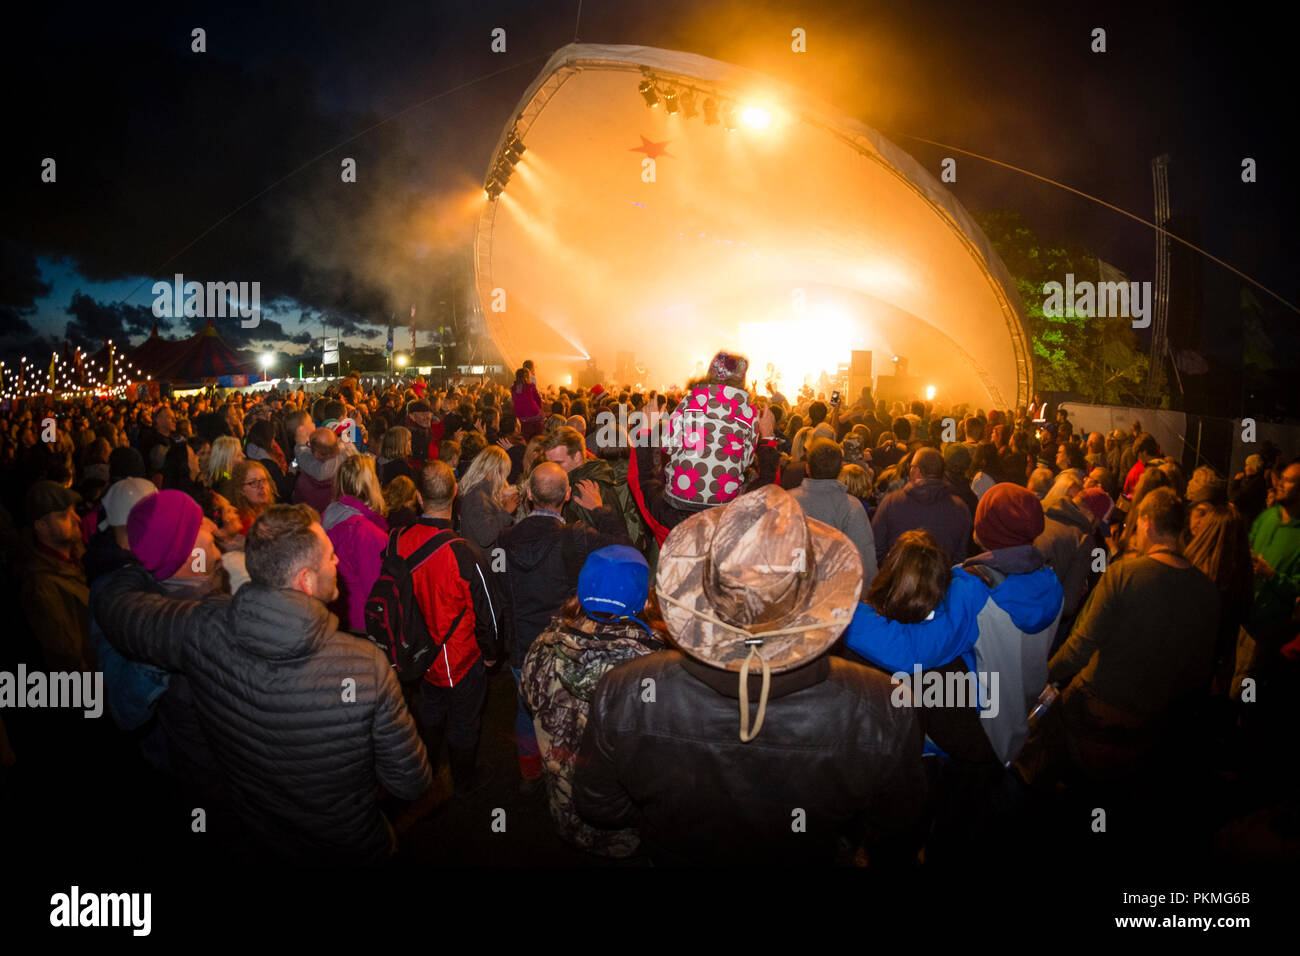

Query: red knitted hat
left=1076, top=487, right=1114, bottom=524
left=974, top=482, right=1046, bottom=551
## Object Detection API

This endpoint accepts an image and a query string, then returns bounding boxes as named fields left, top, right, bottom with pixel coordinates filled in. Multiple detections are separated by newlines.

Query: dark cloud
left=0, top=310, right=37, bottom=340
left=0, top=240, right=52, bottom=311
left=297, top=307, right=386, bottom=342
left=2, top=3, right=488, bottom=341
left=0, top=241, right=51, bottom=350
left=0, top=0, right=1294, bottom=393
left=173, top=314, right=314, bottom=349
left=64, top=292, right=157, bottom=351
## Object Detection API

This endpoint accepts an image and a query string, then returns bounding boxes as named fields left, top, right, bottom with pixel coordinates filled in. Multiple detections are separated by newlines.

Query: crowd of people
left=1, top=351, right=1297, bottom=866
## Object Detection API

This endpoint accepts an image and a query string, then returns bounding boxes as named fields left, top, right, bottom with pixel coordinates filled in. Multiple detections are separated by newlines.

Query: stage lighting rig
left=485, top=126, right=526, bottom=200
left=504, top=132, right=526, bottom=164
left=663, top=88, right=679, bottom=114
left=638, top=77, right=659, bottom=108
left=680, top=88, right=697, bottom=118
left=720, top=103, right=738, bottom=131
left=703, top=97, right=718, bottom=125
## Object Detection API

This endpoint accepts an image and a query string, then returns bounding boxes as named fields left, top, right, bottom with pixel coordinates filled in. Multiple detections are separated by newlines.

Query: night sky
left=2, top=0, right=1294, bottom=396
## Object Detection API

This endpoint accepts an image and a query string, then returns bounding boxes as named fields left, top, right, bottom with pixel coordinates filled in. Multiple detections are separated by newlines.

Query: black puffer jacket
left=573, top=650, right=926, bottom=865
left=93, top=564, right=432, bottom=864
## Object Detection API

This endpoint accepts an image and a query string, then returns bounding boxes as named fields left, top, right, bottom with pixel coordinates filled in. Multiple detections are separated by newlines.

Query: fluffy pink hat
left=127, top=489, right=203, bottom=580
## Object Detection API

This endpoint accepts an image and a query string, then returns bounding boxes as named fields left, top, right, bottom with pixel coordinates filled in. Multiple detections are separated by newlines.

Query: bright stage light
left=739, top=311, right=853, bottom=391
left=925, top=384, right=936, bottom=400
left=395, top=354, right=408, bottom=368
left=741, top=106, right=771, bottom=129
left=260, top=353, right=273, bottom=369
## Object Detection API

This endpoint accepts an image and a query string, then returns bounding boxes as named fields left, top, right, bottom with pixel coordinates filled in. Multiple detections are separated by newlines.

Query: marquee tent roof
left=125, top=325, right=183, bottom=378
left=474, top=43, right=1032, bottom=407
left=150, top=320, right=258, bottom=382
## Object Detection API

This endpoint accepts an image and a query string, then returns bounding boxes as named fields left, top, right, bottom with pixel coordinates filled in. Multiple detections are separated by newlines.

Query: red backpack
left=364, top=527, right=461, bottom=682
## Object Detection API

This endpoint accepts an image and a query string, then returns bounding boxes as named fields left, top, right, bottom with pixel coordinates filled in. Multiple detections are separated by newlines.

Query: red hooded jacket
left=399, top=516, right=506, bottom=687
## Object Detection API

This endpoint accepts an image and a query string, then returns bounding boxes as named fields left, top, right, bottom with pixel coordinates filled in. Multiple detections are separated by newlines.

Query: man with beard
left=94, top=503, right=430, bottom=863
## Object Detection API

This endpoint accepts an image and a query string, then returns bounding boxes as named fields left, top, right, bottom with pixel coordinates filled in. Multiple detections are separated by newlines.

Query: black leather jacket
left=573, top=649, right=926, bottom=865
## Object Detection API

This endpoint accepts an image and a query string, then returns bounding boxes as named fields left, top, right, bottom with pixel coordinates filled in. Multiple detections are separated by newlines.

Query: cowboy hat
left=656, top=485, right=862, bottom=739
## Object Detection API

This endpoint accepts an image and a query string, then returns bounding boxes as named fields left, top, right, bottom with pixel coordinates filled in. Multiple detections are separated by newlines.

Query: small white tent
left=475, top=43, right=1031, bottom=407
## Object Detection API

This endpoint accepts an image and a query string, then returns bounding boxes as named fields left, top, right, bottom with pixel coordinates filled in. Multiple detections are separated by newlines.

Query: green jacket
left=20, top=532, right=91, bottom=672
left=563, top=458, right=646, bottom=549
left=1246, top=504, right=1300, bottom=648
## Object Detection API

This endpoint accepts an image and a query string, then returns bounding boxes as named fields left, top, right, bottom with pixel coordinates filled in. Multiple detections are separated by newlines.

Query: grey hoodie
left=294, top=442, right=342, bottom=482
left=789, top=478, right=878, bottom=586
left=1034, top=496, right=1096, bottom=617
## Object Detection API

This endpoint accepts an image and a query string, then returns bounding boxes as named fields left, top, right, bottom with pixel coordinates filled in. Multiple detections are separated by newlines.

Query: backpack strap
left=407, top=528, right=471, bottom=651
left=399, top=527, right=459, bottom=571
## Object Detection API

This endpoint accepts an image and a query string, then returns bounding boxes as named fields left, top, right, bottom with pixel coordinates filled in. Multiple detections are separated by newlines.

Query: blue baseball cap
left=578, top=546, right=649, bottom=621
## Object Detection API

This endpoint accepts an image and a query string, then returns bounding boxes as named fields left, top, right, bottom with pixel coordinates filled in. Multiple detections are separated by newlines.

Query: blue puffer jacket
left=961, top=545, right=1064, bottom=764
left=87, top=541, right=172, bottom=770
left=844, top=569, right=987, bottom=675
left=844, top=544, right=1063, bottom=764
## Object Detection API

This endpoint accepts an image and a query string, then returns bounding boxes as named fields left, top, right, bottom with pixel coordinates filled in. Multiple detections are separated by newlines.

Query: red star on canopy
left=630, top=135, right=673, bottom=159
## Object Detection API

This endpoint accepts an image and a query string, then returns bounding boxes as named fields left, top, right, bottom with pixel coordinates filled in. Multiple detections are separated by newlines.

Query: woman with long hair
left=321, top=454, right=389, bottom=635
left=207, top=435, right=244, bottom=489
left=843, top=529, right=993, bottom=762
left=227, top=459, right=277, bottom=534
left=838, top=462, right=876, bottom=518
left=518, top=434, right=548, bottom=483
left=188, top=436, right=212, bottom=485
left=1114, top=466, right=1173, bottom=559
left=457, top=444, right=518, bottom=550
left=378, top=425, right=416, bottom=487
left=244, top=418, right=291, bottom=501
left=195, top=486, right=249, bottom=592
left=1184, top=501, right=1253, bottom=695
left=789, top=425, right=815, bottom=463
left=382, top=474, right=421, bottom=530
left=512, top=367, right=545, bottom=441
left=161, top=440, right=205, bottom=498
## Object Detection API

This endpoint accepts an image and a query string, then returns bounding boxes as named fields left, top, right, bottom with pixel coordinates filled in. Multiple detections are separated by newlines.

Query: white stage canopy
left=475, top=43, right=1032, bottom=407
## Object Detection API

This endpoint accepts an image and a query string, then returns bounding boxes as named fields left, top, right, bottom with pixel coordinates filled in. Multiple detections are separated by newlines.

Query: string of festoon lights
left=0, top=340, right=152, bottom=401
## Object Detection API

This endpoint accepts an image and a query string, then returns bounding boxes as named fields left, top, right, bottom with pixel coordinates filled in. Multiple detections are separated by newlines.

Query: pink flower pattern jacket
left=664, top=384, right=756, bottom=508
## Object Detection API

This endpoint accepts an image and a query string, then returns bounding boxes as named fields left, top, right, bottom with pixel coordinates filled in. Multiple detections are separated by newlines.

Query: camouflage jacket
left=522, top=614, right=664, bottom=857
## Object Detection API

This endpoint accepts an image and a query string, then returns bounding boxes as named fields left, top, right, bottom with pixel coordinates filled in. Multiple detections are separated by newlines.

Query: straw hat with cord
left=655, top=484, right=862, bottom=742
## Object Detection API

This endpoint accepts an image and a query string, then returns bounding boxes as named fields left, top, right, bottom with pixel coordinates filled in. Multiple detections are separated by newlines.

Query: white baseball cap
left=100, top=477, right=159, bottom=530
